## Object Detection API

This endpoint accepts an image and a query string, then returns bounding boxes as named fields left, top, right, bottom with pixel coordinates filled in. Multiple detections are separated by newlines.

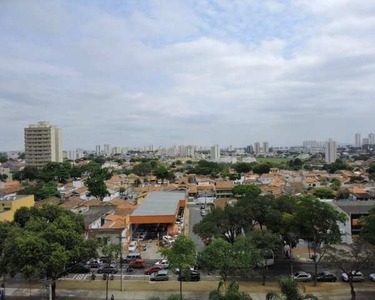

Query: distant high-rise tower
left=355, top=133, right=361, bottom=148
left=368, top=133, right=375, bottom=145
left=24, top=121, right=62, bottom=168
left=245, top=145, right=254, bottom=153
left=96, top=145, right=101, bottom=156
left=254, top=142, right=261, bottom=155
left=325, top=138, right=337, bottom=164
left=263, top=141, right=269, bottom=153
left=211, top=144, right=220, bottom=161
left=363, top=138, right=370, bottom=146
left=104, top=144, right=110, bottom=156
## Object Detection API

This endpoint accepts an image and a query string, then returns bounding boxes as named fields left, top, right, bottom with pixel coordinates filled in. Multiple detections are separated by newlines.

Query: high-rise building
left=325, top=138, right=337, bottom=164
left=368, top=133, right=375, bottom=145
left=104, top=144, right=110, bottom=156
left=363, top=138, right=370, bottom=146
left=263, top=141, right=269, bottom=153
left=254, top=142, right=261, bottom=155
left=24, top=121, right=62, bottom=168
left=66, top=150, right=77, bottom=161
left=355, top=133, right=361, bottom=148
left=303, top=140, right=324, bottom=148
left=211, top=144, right=220, bottom=161
left=96, top=145, right=101, bottom=156
left=245, top=145, right=254, bottom=153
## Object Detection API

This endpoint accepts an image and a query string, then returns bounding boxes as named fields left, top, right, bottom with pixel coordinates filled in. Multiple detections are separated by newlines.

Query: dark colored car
left=98, top=264, right=118, bottom=274
left=178, top=270, right=200, bottom=282
left=89, top=259, right=102, bottom=268
left=316, top=271, right=337, bottom=282
left=70, top=264, right=91, bottom=274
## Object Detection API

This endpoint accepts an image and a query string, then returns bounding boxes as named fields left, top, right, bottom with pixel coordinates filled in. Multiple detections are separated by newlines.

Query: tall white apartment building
left=363, top=138, right=370, bottom=146
left=24, top=121, right=63, bottom=168
left=263, top=141, right=269, bottom=153
left=211, top=144, right=220, bottom=161
left=254, top=142, right=261, bottom=155
left=355, top=133, right=361, bottom=148
left=66, top=150, right=77, bottom=161
left=104, top=144, right=110, bottom=156
left=186, top=145, right=195, bottom=158
left=325, top=138, right=337, bottom=164
left=368, top=133, right=375, bottom=145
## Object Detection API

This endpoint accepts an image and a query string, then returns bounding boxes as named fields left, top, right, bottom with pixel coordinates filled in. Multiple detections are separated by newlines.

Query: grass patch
left=256, top=158, right=287, bottom=164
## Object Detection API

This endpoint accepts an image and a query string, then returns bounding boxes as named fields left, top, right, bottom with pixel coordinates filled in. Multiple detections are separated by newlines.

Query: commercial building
left=325, top=138, right=337, bottom=164
left=24, top=121, right=62, bottom=168
left=355, top=133, right=361, bottom=148
left=210, top=144, right=220, bottom=161
left=369, top=133, right=375, bottom=145
left=263, top=141, right=269, bottom=153
left=0, top=194, right=35, bottom=221
left=245, top=145, right=254, bottom=153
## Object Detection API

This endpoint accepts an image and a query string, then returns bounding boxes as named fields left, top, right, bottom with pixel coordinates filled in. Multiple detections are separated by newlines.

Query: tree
left=160, top=236, right=196, bottom=300
left=87, top=175, right=110, bottom=200
left=232, top=184, right=261, bottom=199
left=330, top=178, right=341, bottom=191
left=0, top=174, right=8, bottom=182
left=313, top=188, right=335, bottom=199
left=38, top=181, right=60, bottom=199
left=237, top=195, right=273, bottom=230
left=209, top=281, right=253, bottom=300
left=252, top=163, right=272, bottom=175
left=13, top=166, right=39, bottom=181
left=2, top=205, right=97, bottom=300
left=336, top=188, right=350, bottom=200
left=119, top=186, right=126, bottom=198
left=0, top=155, right=8, bottom=163
left=293, top=195, right=347, bottom=286
left=266, top=276, right=318, bottom=300
left=193, top=205, right=249, bottom=244
left=360, top=207, right=375, bottom=245
left=326, top=240, right=375, bottom=300
left=38, top=162, right=71, bottom=183
left=233, top=162, right=254, bottom=173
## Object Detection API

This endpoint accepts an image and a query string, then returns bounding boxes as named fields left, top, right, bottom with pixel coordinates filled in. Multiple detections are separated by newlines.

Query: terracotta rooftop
left=215, top=181, right=234, bottom=189
left=59, top=197, right=84, bottom=209
left=34, top=196, right=61, bottom=208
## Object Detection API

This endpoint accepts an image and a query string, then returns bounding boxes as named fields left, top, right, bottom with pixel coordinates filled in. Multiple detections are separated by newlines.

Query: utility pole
left=118, top=233, right=123, bottom=291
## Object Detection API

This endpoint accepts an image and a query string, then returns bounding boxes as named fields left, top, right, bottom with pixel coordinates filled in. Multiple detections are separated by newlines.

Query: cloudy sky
left=1, top=0, right=375, bottom=151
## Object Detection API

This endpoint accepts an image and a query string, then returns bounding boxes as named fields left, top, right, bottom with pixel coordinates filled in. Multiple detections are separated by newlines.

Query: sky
left=1, top=0, right=375, bottom=151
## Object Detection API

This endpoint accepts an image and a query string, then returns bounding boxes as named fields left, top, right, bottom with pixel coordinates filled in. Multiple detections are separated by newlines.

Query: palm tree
left=266, top=277, right=318, bottom=300
left=209, top=281, right=253, bottom=300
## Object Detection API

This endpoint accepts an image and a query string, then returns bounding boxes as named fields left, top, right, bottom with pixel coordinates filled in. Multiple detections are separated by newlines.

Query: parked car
left=130, top=259, right=146, bottom=268
left=293, top=271, right=312, bottom=282
left=369, top=273, right=375, bottom=282
left=150, top=270, right=169, bottom=281
left=201, top=210, right=207, bottom=216
left=70, top=264, right=91, bottom=274
left=155, top=259, right=169, bottom=269
left=88, top=259, right=102, bottom=268
left=162, top=235, right=175, bottom=244
left=121, top=253, right=142, bottom=263
left=175, top=266, right=196, bottom=274
left=341, top=271, right=365, bottom=282
left=315, top=271, right=337, bottom=282
left=98, top=264, right=118, bottom=274
left=128, top=241, right=138, bottom=252
left=178, top=270, right=200, bottom=281
left=145, top=265, right=163, bottom=275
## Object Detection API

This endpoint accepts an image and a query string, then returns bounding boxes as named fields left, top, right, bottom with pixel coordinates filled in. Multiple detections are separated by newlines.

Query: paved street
left=188, top=203, right=205, bottom=252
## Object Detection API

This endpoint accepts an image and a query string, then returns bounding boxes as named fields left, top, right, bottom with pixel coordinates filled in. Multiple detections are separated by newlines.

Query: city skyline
left=1, top=1, right=375, bottom=150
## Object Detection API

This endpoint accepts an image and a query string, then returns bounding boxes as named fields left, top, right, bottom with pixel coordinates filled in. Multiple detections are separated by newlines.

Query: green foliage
left=233, top=162, right=254, bottom=173
left=360, top=207, right=375, bottom=245
left=13, top=166, right=39, bottom=181
left=237, top=195, right=273, bottom=230
left=38, top=181, right=60, bottom=199
left=232, top=184, right=261, bottom=199
left=252, top=163, right=272, bottom=175
left=266, top=277, right=318, bottom=300
left=38, top=162, right=72, bottom=183
left=0, top=174, right=8, bottom=182
left=288, top=158, right=303, bottom=171
left=209, top=281, right=253, bottom=300
left=0, top=155, right=8, bottom=163
left=336, top=188, right=350, bottom=200
left=2, top=205, right=97, bottom=298
left=323, top=162, right=350, bottom=174
left=154, top=166, right=175, bottom=182
left=87, top=174, right=110, bottom=200
left=132, top=162, right=154, bottom=176
left=186, top=160, right=226, bottom=176
left=330, top=178, right=341, bottom=190
left=168, top=294, right=184, bottom=300
left=313, top=187, right=335, bottom=199
left=228, top=173, right=241, bottom=181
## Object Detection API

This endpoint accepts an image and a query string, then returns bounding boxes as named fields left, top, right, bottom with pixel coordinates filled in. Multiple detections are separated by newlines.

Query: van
left=122, top=253, right=141, bottom=263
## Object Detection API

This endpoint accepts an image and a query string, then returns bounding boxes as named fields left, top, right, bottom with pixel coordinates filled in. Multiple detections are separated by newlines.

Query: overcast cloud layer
left=1, top=0, right=375, bottom=150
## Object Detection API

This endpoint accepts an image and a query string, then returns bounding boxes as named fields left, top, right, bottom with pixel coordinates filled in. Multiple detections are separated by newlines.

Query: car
left=70, top=264, right=91, bottom=274
left=98, top=264, right=118, bottom=274
left=162, top=235, right=175, bottom=244
left=200, top=205, right=205, bottom=210
left=121, top=253, right=142, bottom=263
left=370, top=273, right=375, bottom=282
left=341, top=271, right=365, bottom=282
left=175, top=266, right=196, bottom=274
left=150, top=270, right=169, bottom=281
left=315, top=271, right=337, bottom=282
left=128, top=241, right=138, bottom=252
left=201, top=210, right=207, bottom=216
left=178, top=270, right=200, bottom=281
left=129, top=259, right=146, bottom=268
left=145, top=265, right=163, bottom=275
left=293, top=271, right=312, bottom=282
left=87, top=259, right=102, bottom=268
left=155, top=259, right=169, bottom=269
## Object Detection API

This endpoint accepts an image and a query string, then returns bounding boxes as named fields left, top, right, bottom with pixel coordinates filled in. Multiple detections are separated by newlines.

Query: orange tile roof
left=82, top=199, right=103, bottom=207
left=348, top=187, right=367, bottom=194
left=59, top=197, right=84, bottom=209
left=215, top=181, right=234, bottom=189
left=102, top=219, right=125, bottom=228
left=73, top=186, right=88, bottom=194
left=188, top=185, right=198, bottom=193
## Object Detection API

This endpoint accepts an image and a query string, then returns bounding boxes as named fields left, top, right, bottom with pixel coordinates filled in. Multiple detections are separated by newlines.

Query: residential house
left=0, top=194, right=35, bottom=221
left=348, top=187, right=373, bottom=201
left=215, top=181, right=234, bottom=198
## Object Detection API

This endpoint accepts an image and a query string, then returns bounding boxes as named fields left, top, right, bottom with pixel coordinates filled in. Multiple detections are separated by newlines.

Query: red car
left=144, top=265, right=163, bottom=275
left=129, top=259, right=145, bottom=268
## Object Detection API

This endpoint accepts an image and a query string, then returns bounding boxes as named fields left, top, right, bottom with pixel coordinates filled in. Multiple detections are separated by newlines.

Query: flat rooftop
left=131, top=191, right=185, bottom=217
left=333, top=200, right=375, bottom=215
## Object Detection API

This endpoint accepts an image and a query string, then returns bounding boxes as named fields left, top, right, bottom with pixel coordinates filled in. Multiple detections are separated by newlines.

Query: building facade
left=355, top=133, right=361, bottom=148
left=325, top=138, right=337, bottom=164
left=254, top=142, right=261, bottom=155
left=210, top=144, right=220, bottom=161
left=24, top=121, right=63, bottom=168
left=263, top=141, right=269, bottom=153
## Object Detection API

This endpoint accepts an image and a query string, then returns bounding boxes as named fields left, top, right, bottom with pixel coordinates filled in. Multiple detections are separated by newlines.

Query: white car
left=155, top=259, right=170, bottom=269
left=370, top=273, right=375, bottom=282
left=293, top=271, right=312, bottom=282
left=128, top=241, right=138, bottom=252
left=162, top=235, right=175, bottom=244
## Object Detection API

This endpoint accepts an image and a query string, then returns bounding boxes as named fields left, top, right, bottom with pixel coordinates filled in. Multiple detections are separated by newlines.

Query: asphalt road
left=188, top=203, right=205, bottom=252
